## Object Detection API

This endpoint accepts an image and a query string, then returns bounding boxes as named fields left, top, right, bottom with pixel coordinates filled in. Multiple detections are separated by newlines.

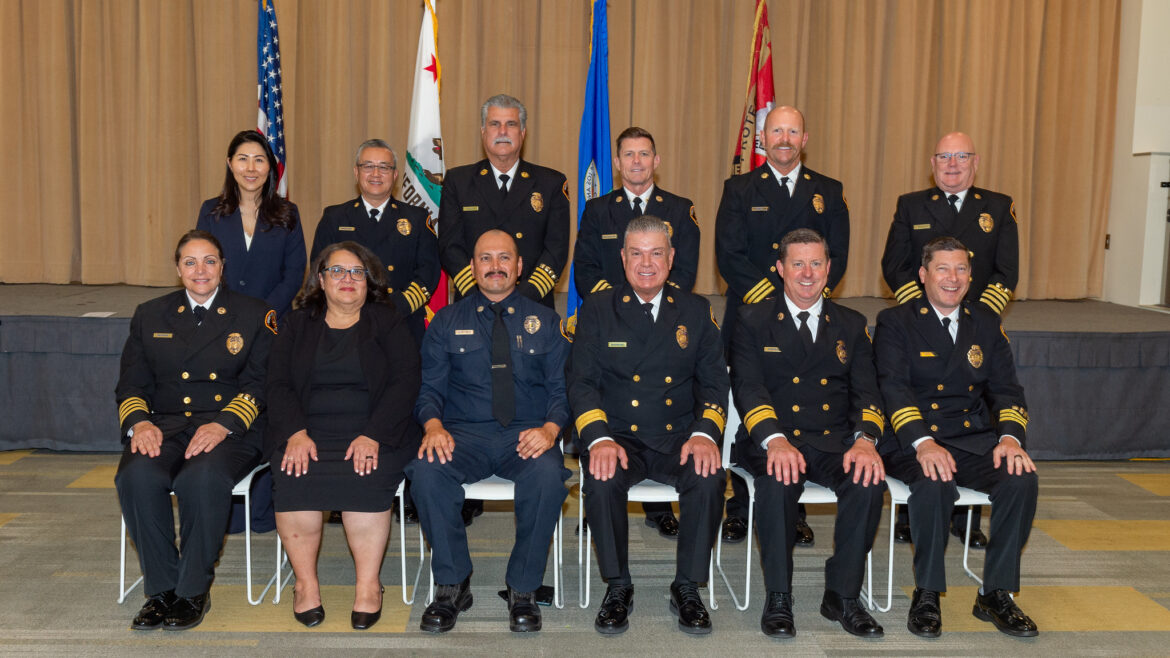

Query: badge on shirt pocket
left=226, top=332, right=244, bottom=355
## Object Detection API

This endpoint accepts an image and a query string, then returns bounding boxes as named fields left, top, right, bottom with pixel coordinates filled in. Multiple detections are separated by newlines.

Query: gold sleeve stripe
left=224, top=395, right=260, bottom=428
left=118, top=397, right=150, bottom=425
left=453, top=265, right=476, bottom=293
left=702, top=408, right=727, bottom=433
left=743, top=405, right=777, bottom=433
left=744, top=278, right=775, bottom=304
left=893, top=281, right=923, bottom=304
left=575, top=409, right=608, bottom=434
left=402, top=288, right=421, bottom=312
left=590, top=279, right=613, bottom=293
left=890, top=406, right=923, bottom=432
left=529, top=268, right=557, bottom=296
left=861, top=408, right=885, bottom=433
left=999, top=409, right=1029, bottom=428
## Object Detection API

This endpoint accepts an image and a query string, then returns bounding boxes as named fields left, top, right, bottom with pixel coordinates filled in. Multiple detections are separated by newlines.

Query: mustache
left=493, top=137, right=514, bottom=145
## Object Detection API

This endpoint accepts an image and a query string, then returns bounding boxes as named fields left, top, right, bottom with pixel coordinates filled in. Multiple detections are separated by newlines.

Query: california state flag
left=400, top=0, right=447, bottom=322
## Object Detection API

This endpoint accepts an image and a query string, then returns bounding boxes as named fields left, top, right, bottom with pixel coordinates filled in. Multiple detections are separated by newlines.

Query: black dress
left=272, top=326, right=399, bottom=512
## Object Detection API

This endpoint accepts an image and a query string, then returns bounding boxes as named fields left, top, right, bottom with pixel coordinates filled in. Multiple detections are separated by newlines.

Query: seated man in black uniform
left=407, top=230, right=571, bottom=634
left=569, top=216, right=729, bottom=636
left=729, top=228, right=885, bottom=639
left=875, top=236, right=1039, bottom=639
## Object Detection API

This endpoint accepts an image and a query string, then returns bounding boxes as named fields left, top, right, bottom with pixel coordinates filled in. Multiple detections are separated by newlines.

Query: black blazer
left=264, top=302, right=422, bottom=475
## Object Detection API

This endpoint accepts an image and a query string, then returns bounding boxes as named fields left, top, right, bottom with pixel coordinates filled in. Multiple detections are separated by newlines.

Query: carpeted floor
left=1, top=450, right=1168, bottom=655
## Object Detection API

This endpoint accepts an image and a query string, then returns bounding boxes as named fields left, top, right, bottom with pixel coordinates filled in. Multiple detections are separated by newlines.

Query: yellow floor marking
left=904, top=585, right=1170, bottom=631
left=1118, top=473, right=1170, bottom=496
left=194, top=584, right=413, bottom=633
left=68, top=464, right=118, bottom=489
left=0, top=513, right=19, bottom=529
left=1034, top=520, right=1170, bottom=551
left=0, top=450, right=34, bottom=465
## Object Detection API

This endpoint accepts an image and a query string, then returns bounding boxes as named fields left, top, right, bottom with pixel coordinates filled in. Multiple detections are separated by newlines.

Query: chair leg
left=553, top=513, right=564, bottom=609
left=715, top=493, right=753, bottom=611
left=870, top=500, right=897, bottom=612
left=577, top=486, right=590, bottom=609
left=399, top=488, right=425, bottom=605
left=271, top=535, right=288, bottom=604
left=118, top=515, right=144, bottom=603
left=962, top=506, right=983, bottom=585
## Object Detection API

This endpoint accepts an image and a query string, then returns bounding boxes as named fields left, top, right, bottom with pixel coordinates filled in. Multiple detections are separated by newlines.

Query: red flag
left=731, top=0, right=775, bottom=176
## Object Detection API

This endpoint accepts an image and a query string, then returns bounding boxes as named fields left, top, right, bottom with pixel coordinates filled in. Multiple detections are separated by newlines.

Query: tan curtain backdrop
left=0, top=0, right=1119, bottom=299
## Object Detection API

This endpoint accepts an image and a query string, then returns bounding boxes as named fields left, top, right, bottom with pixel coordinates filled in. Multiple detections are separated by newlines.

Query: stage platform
left=3, top=283, right=1170, bottom=458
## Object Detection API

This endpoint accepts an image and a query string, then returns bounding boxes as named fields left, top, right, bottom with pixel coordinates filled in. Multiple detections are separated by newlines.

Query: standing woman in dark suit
left=266, top=241, right=422, bottom=630
left=197, top=129, right=306, bottom=320
left=115, top=230, right=276, bottom=631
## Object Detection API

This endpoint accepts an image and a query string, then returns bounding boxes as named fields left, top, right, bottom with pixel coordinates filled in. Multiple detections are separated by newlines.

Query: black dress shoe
left=506, top=587, right=541, bottom=632
left=461, top=500, right=484, bottom=527
left=594, top=583, right=634, bottom=634
left=328, top=510, right=344, bottom=524
left=794, top=519, right=815, bottom=546
left=951, top=524, right=988, bottom=549
left=420, top=576, right=473, bottom=633
left=395, top=504, right=420, bottom=525
left=894, top=521, right=913, bottom=544
left=131, top=590, right=177, bottom=630
left=351, top=587, right=384, bottom=630
left=760, top=591, right=795, bottom=638
left=820, top=590, right=883, bottom=638
left=645, top=513, right=680, bottom=539
left=669, top=581, right=712, bottom=635
left=162, top=592, right=209, bottom=631
left=907, top=587, right=942, bottom=638
left=973, top=589, right=1039, bottom=637
left=294, top=605, right=324, bottom=628
left=721, top=516, right=748, bottom=544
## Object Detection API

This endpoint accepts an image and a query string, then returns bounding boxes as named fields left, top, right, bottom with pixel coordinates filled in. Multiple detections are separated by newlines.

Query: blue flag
left=568, top=0, right=612, bottom=334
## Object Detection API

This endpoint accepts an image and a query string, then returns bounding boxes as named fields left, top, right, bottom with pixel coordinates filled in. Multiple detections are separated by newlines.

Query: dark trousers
left=405, top=421, right=570, bottom=593
left=115, top=433, right=260, bottom=598
left=745, top=444, right=884, bottom=596
left=884, top=447, right=1038, bottom=593
left=896, top=503, right=983, bottom=531
left=582, top=447, right=724, bottom=585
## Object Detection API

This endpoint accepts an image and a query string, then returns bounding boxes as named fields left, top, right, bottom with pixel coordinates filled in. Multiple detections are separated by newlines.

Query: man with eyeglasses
left=438, top=94, right=570, bottom=309
left=312, top=138, right=439, bottom=345
left=880, top=131, right=1019, bottom=548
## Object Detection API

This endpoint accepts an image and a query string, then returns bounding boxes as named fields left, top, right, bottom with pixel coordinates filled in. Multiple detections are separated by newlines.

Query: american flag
left=257, top=0, right=287, bottom=197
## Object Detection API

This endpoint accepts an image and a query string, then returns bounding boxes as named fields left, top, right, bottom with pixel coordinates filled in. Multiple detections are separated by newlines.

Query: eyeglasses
left=358, top=162, right=395, bottom=173
left=934, top=152, right=974, bottom=163
left=323, top=265, right=367, bottom=280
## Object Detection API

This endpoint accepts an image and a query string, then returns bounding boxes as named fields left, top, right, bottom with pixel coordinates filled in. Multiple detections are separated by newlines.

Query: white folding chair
left=425, top=475, right=565, bottom=609
left=118, top=462, right=286, bottom=606
left=714, top=397, right=874, bottom=611
left=875, top=477, right=992, bottom=612
left=576, top=477, right=716, bottom=610
left=271, top=479, right=426, bottom=605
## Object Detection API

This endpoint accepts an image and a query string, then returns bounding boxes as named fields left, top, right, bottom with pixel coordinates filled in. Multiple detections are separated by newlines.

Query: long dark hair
left=294, top=241, right=392, bottom=316
left=210, top=129, right=296, bottom=231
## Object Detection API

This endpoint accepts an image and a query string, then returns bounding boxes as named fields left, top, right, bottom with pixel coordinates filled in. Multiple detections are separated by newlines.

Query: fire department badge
left=967, top=344, right=984, bottom=368
left=664, top=222, right=674, bottom=238
left=836, top=340, right=848, bottom=364
left=226, top=332, right=244, bottom=355
left=676, top=325, right=689, bottom=349
left=978, top=213, right=993, bottom=233
left=812, top=193, right=825, bottom=214
left=530, top=192, right=544, bottom=212
left=397, top=218, right=412, bottom=236
left=524, top=315, right=541, bottom=334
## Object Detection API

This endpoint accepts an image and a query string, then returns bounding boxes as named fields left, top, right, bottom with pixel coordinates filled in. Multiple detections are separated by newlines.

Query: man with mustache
left=715, top=105, right=850, bottom=546
left=880, top=131, right=1019, bottom=547
left=408, top=229, right=571, bottom=634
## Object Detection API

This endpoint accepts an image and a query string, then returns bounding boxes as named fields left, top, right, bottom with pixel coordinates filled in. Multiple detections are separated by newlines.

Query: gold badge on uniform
left=836, top=340, right=848, bottom=364
left=967, top=344, right=984, bottom=368
left=530, top=191, right=544, bottom=212
left=664, top=222, right=674, bottom=238
left=217, top=306, right=226, bottom=314
left=226, top=332, right=244, bottom=355
left=479, top=168, right=488, bottom=175
left=675, top=325, right=689, bottom=349
left=521, top=171, right=530, bottom=178
left=978, top=213, right=994, bottom=233
left=523, top=315, right=541, bottom=334
left=655, top=195, right=663, bottom=202
left=777, top=312, right=785, bottom=321
left=397, top=218, right=412, bottom=236
left=812, top=193, right=825, bottom=214
left=803, top=173, right=811, bottom=180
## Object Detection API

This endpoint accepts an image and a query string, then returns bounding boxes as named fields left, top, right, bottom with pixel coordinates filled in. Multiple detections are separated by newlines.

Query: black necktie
left=947, top=194, right=960, bottom=215
left=942, top=316, right=954, bottom=342
left=642, top=301, right=655, bottom=331
left=797, top=310, right=813, bottom=350
left=369, top=207, right=380, bottom=222
left=498, top=174, right=510, bottom=199
left=489, top=302, right=515, bottom=426
left=779, top=176, right=791, bottom=201
left=632, top=197, right=643, bottom=216
left=192, top=305, right=206, bottom=326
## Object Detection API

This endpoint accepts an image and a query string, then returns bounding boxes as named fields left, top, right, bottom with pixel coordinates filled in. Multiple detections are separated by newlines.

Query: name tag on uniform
left=601, top=233, right=618, bottom=240
left=607, top=341, right=627, bottom=348
left=913, top=223, right=931, bottom=230
left=763, top=346, right=780, bottom=353
left=152, top=332, right=173, bottom=339
left=463, top=206, right=479, bottom=211
left=919, top=351, right=936, bottom=357
left=751, top=206, right=769, bottom=212
left=455, top=329, right=475, bottom=336
left=339, top=226, right=355, bottom=231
